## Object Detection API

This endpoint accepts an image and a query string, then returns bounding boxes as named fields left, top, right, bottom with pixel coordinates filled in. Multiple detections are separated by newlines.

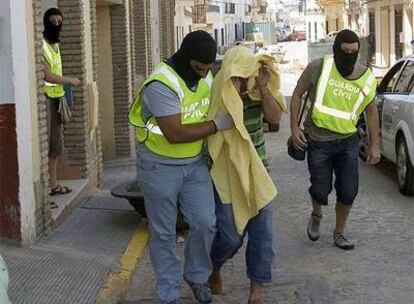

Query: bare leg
left=248, top=281, right=263, bottom=304
left=49, top=156, right=58, bottom=190
left=208, top=269, right=222, bottom=295
left=312, top=199, right=323, bottom=217
left=334, top=202, right=352, bottom=234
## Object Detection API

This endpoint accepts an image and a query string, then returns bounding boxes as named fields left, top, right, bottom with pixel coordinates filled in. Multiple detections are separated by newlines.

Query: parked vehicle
left=275, top=29, right=287, bottom=42
left=289, top=31, right=306, bottom=41
left=287, top=31, right=306, bottom=41
left=358, top=55, right=414, bottom=196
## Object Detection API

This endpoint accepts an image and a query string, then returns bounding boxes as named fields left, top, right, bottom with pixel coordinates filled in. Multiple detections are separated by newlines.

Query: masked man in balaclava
left=43, top=8, right=80, bottom=199
left=129, top=31, right=234, bottom=304
left=290, top=29, right=380, bottom=250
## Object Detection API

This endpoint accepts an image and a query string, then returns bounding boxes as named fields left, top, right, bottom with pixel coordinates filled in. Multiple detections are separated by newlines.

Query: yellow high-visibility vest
left=128, top=62, right=212, bottom=158
left=312, top=55, right=376, bottom=134
left=43, top=39, right=65, bottom=98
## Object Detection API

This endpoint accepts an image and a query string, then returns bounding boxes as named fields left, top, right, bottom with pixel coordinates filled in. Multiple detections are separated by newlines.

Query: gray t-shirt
left=137, top=81, right=202, bottom=164
left=296, top=58, right=371, bottom=141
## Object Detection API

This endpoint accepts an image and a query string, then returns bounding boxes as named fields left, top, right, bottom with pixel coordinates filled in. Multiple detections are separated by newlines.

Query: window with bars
left=225, top=3, right=235, bottom=14
left=193, top=4, right=206, bottom=23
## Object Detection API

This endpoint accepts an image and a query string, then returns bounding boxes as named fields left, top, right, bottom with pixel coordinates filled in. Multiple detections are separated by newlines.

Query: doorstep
left=50, top=179, right=89, bottom=228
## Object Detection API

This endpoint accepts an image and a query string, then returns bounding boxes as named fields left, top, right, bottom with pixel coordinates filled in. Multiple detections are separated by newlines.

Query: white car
left=358, top=55, right=414, bottom=196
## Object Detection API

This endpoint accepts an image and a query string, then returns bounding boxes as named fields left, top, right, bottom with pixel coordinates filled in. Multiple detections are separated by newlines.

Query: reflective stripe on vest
left=151, top=65, right=185, bottom=100
left=146, top=123, right=164, bottom=136
left=314, top=57, right=375, bottom=121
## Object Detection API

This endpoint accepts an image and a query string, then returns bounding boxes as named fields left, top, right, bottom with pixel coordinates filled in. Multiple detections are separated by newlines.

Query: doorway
left=97, top=4, right=116, bottom=160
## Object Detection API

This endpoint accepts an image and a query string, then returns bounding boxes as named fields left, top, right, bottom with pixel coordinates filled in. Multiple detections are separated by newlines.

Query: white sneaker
left=333, top=232, right=355, bottom=250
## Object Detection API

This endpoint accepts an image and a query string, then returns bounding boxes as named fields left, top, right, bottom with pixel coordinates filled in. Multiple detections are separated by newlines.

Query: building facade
left=0, top=0, right=175, bottom=244
left=316, top=0, right=367, bottom=35
left=362, top=0, right=413, bottom=69
left=306, top=0, right=326, bottom=42
left=175, top=0, right=256, bottom=53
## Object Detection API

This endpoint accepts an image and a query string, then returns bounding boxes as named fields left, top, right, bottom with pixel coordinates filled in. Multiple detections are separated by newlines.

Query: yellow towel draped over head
left=208, top=46, right=286, bottom=234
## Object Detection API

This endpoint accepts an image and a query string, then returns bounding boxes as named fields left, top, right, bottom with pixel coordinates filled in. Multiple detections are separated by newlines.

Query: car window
left=394, top=61, right=414, bottom=93
left=377, top=61, right=404, bottom=94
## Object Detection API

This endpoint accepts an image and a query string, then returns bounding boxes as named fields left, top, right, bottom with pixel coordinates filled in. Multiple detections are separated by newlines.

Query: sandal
left=50, top=202, right=59, bottom=209
left=50, top=184, right=72, bottom=196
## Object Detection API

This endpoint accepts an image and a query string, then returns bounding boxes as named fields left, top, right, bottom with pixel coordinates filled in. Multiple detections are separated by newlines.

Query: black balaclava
left=43, top=8, right=63, bottom=44
left=170, top=30, right=217, bottom=86
left=333, top=29, right=360, bottom=77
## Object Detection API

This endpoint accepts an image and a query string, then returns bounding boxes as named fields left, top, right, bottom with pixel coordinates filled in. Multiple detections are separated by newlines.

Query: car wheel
left=357, top=115, right=369, bottom=161
left=396, top=136, right=414, bottom=196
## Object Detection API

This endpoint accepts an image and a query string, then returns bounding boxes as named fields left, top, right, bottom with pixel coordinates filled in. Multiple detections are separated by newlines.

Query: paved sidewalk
left=1, top=196, right=139, bottom=304
left=0, top=159, right=141, bottom=304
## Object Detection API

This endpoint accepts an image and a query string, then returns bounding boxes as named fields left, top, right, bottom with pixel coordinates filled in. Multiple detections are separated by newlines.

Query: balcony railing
left=317, top=0, right=345, bottom=7
left=193, top=4, right=207, bottom=24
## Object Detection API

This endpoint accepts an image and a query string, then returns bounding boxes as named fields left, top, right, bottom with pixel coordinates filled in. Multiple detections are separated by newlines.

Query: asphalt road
left=124, top=42, right=414, bottom=303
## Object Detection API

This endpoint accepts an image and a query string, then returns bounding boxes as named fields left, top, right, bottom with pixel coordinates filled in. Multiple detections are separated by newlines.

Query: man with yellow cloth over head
left=207, top=46, right=286, bottom=304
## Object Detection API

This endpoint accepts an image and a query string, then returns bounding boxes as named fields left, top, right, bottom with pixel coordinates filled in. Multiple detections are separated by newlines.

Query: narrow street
left=1, top=1, right=413, bottom=304
left=124, top=42, right=414, bottom=304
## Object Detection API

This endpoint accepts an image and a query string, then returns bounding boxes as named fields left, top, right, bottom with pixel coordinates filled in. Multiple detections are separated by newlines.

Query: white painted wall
left=306, top=11, right=325, bottom=42
left=188, top=0, right=253, bottom=49
left=403, top=4, right=413, bottom=56
left=41, top=0, right=58, bottom=15
left=10, top=0, right=37, bottom=244
left=0, top=0, right=14, bottom=104
left=174, top=5, right=193, bottom=50
left=151, top=0, right=161, bottom=65
left=390, top=3, right=396, bottom=64
left=29, top=0, right=42, bottom=191
left=365, top=0, right=413, bottom=67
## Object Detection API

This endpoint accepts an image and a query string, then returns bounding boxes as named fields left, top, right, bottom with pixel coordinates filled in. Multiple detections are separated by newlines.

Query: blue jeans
left=307, top=134, right=359, bottom=206
left=137, top=156, right=216, bottom=302
left=210, top=189, right=275, bottom=283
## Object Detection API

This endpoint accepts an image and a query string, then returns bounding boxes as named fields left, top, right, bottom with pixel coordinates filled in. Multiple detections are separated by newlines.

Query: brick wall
left=89, top=0, right=103, bottom=188
left=32, top=0, right=52, bottom=236
left=132, top=0, right=152, bottom=83
left=128, top=0, right=138, bottom=93
left=90, top=0, right=99, bottom=82
left=58, top=0, right=90, bottom=178
left=146, top=0, right=153, bottom=72
left=159, top=0, right=176, bottom=61
left=110, top=1, right=135, bottom=157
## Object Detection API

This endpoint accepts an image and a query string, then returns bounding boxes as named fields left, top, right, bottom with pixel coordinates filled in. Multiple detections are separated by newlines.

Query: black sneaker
left=307, top=213, right=322, bottom=241
left=184, top=278, right=212, bottom=303
left=333, top=232, right=355, bottom=250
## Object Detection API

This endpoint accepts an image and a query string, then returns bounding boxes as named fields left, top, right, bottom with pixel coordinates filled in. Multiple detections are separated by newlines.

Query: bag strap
left=297, top=91, right=310, bottom=127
